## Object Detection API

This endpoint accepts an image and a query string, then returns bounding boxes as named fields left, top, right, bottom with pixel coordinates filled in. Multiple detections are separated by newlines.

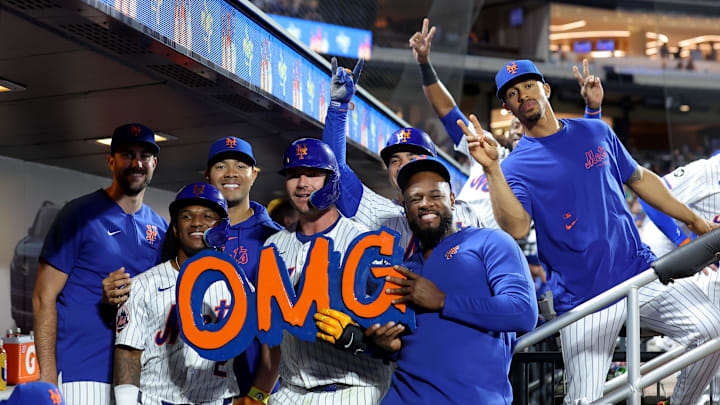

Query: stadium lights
left=0, top=78, right=26, bottom=92
left=678, top=35, right=720, bottom=48
left=549, top=31, right=630, bottom=40
left=646, top=32, right=669, bottom=44
left=679, top=105, right=690, bottom=112
left=550, top=20, right=587, bottom=32
left=93, top=132, right=177, bottom=146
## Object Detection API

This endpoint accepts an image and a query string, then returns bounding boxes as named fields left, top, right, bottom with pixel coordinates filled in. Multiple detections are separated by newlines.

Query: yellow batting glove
left=314, top=308, right=356, bottom=343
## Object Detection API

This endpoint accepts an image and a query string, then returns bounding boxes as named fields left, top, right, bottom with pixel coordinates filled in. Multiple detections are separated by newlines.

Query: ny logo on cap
left=506, top=62, right=519, bottom=75
left=398, top=129, right=412, bottom=143
left=225, top=137, right=237, bottom=148
left=296, top=144, right=308, bottom=159
left=131, top=125, right=142, bottom=137
left=192, top=184, right=206, bottom=196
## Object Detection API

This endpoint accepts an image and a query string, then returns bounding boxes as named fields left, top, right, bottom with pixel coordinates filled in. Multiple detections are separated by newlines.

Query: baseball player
left=34, top=123, right=167, bottom=405
left=637, top=152, right=720, bottom=402
left=321, top=58, right=484, bottom=257
left=462, top=59, right=720, bottom=404
left=113, top=182, right=239, bottom=405
left=410, top=18, right=605, bottom=230
left=205, top=136, right=283, bottom=400
left=317, top=156, right=537, bottom=404
left=0, top=381, right=65, bottom=405
left=263, top=138, right=393, bottom=404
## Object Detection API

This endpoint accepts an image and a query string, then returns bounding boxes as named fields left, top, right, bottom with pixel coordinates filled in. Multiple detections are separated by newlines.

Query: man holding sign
left=113, top=183, right=245, bottom=405
left=263, top=138, right=393, bottom=405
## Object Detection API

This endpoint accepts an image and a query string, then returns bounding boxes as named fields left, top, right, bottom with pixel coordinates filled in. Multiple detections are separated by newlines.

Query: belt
left=307, top=383, right=352, bottom=393
left=138, top=392, right=234, bottom=405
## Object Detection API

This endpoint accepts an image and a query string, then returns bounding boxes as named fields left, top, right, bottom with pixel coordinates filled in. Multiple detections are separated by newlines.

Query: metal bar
left=603, top=346, right=685, bottom=393
left=514, top=269, right=658, bottom=352
left=593, top=336, right=720, bottom=404
left=626, top=286, right=641, bottom=405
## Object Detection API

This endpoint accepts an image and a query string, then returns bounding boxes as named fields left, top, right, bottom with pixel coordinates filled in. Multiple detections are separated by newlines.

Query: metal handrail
left=513, top=228, right=720, bottom=405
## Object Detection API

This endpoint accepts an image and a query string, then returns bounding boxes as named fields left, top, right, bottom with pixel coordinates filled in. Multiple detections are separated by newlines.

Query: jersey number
left=213, top=360, right=228, bottom=377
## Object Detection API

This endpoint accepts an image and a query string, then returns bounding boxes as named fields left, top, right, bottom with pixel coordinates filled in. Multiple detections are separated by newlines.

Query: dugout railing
left=512, top=228, right=720, bottom=405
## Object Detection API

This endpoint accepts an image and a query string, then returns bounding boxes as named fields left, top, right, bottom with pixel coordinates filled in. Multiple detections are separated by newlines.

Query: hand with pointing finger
left=573, top=58, right=604, bottom=110
left=385, top=265, right=445, bottom=311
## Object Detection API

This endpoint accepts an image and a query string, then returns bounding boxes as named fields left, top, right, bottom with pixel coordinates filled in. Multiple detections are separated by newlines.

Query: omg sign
left=176, top=228, right=416, bottom=361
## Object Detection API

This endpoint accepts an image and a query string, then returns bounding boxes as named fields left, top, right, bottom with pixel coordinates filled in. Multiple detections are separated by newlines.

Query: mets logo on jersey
left=584, top=146, right=609, bottom=169
left=445, top=245, right=459, bottom=260
left=397, top=128, right=412, bottom=143
left=48, top=388, right=63, bottom=405
left=225, top=137, right=237, bottom=148
left=506, top=62, right=519, bottom=75
left=146, top=224, right=158, bottom=245
left=296, top=143, right=308, bottom=159
left=233, top=246, right=249, bottom=265
left=116, top=305, right=130, bottom=334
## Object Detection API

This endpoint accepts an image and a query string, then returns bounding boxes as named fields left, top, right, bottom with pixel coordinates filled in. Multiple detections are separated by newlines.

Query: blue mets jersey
left=382, top=227, right=537, bottom=405
left=40, top=189, right=167, bottom=383
left=502, top=119, right=656, bottom=314
left=223, top=201, right=281, bottom=396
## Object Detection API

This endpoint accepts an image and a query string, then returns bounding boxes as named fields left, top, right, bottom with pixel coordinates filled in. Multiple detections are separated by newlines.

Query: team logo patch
left=130, top=125, right=141, bottom=137
left=445, top=245, right=459, bottom=260
left=506, top=62, right=519, bottom=75
left=225, top=137, right=237, bottom=148
left=673, top=168, right=685, bottom=177
left=398, top=128, right=412, bottom=143
left=192, top=184, right=206, bottom=197
left=116, top=305, right=130, bottom=334
left=584, top=146, right=609, bottom=169
left=295, top=144, right=308, bottom=159
left=146, top=224, right=158, bottom=245
left=48, top=388, right=63, bottom=405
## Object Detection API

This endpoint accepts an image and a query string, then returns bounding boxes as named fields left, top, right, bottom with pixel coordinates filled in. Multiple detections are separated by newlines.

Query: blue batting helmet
left=169, top=182, right=229, bottom=249
left=380, top=128, right=437, bottom=167
left=280, top=138, right=340, bottom=210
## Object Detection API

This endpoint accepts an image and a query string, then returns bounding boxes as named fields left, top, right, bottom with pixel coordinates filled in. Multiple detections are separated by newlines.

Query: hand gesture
left=102, top=267, right=131, bottom=305
left=458, top=114, right=499, bottom=170
left=573, top=59, right=603, bottom=110
left=365, top=321, right=404, bottom=353
left=409, top=18, right=436, bottom=64
left=385, top=265, right=445, bottom=311
left=330, top=56, right=363, bottom=103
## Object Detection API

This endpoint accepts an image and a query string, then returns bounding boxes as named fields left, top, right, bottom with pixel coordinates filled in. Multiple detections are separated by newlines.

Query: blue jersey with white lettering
left=501, top=119, right=656, bottom=313
left=382, top=227, right=537, bottom=404
left=223, top=201, right=281, bottom=396
left=40, top=189, right=167, bottom=383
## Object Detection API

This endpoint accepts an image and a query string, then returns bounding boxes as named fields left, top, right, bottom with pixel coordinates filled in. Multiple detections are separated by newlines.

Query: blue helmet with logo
left=169, top=182, right=229, bottom=250
left=380, top=128, right=437, bottom=167
left=279, top=138, right=340, bottom=210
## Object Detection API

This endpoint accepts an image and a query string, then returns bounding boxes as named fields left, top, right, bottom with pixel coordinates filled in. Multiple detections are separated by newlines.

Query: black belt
left=307, top=383, right=352, bottom=392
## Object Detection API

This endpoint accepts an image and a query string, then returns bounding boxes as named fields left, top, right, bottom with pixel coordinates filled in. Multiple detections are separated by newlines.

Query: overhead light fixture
left=679, top=105, right=690, bottom=112
left=549, top=31, right=630, bottom=40
left=0, top=78, right=26, bottom=92
left=678, top=35, right=720, bottom=48
left=646, top=32, right=669, bottom=43
left=93, top=131, right=177, bottom=146
left=550, top=20, right=587, bottom=32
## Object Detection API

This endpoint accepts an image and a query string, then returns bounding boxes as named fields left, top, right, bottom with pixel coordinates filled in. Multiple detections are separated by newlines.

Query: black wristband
left=419, top=62, right=439, bottom=86
left=334, top=324, right=367, bottom=355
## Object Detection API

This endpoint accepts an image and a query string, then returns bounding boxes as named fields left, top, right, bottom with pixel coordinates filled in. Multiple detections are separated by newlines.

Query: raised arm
left=625, top=166, right=713, bottom=236
left=573, top=59, right=604, bottom=117
left=32, top=260, right=68, bottom=385
left=459, top=115, right=531, bottom=238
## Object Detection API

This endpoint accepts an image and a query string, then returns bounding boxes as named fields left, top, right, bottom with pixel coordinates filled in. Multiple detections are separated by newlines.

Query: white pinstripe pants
left=59, top=372, right=113, bottom=405
left=561, top=278, right=720, bottom=405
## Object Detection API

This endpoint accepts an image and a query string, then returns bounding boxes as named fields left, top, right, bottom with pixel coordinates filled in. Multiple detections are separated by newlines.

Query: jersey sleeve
left=352, top=184, right=404, bottom=230
left=453, top=200, right=486, bottom=228
left=115, top=279, right=149, bottom=350
left=322, top=103, right=364, bottom=217
left=662, top=159, right=708, bottom=206
left=40, top=201, right=84, bottom=275
left=605, top=124, right=638, bottom=183
left=639, top=198, right=691, bottom=246
left=441, top=230, right=538, bottom=332
left=440, top=106, right=468, bottom=147
left=503, top=168, right=533, bottom=219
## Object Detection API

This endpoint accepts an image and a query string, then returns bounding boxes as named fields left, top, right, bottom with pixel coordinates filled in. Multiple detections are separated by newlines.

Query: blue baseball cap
left=111, top=123, right=159, bottom=154
left=396, top=155, right=451, bottom=192
left=208, top=136, right=256, bottom=167
left=495, top=60, right=545, bottom=101
left=0, top=382, right=65, bottom=405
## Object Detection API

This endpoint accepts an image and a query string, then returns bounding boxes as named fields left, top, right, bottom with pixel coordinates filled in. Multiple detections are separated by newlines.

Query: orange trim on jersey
left=679, top=237, right=691, bottom=247
left=342, top=230, right=406, bottom=317
left=177, top=256, right=248, bottom=350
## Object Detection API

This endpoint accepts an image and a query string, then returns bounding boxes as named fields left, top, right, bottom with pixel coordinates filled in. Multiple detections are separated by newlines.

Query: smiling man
left=33, top=123, right=167, bottom=405
left=263, top=138, right=393, bottom=405
left=113, top=182, right=240, bottom=405
left=461, top=59, right=720, bottom=405
left=205, top=136, right=283, bottom=402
